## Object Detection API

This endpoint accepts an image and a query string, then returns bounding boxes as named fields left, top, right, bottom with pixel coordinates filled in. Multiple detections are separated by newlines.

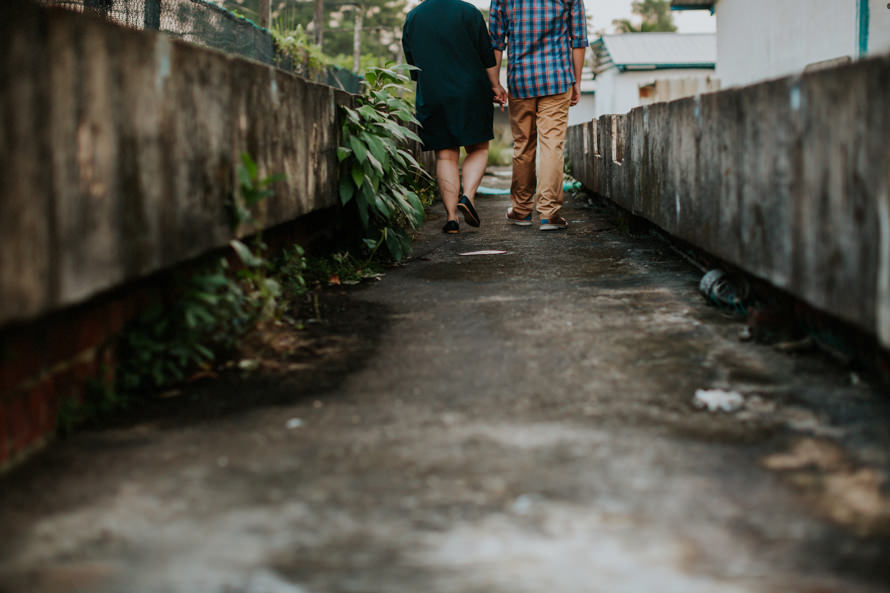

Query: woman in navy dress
left=402, top=0, right=507, bottom=233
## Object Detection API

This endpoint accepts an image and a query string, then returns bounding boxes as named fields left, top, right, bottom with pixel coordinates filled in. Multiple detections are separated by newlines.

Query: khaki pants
left=508, top=88, right=572, bottom=220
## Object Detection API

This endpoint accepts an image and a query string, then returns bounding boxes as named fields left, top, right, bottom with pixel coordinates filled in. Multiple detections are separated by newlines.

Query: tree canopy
left=612, top=0, right=677, bottom=33
left=221, top=0, right=408, bottom=64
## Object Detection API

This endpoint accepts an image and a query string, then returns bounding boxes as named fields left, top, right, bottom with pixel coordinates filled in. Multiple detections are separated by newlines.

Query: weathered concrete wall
left=566, top=53, right=890, bottom=348
left=0, top=2, right=438, bottom=470
left=0, top=1, right=348, bottom=328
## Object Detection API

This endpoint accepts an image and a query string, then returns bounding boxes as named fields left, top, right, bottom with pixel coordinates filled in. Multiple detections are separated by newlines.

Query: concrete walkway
left=2, top=173, right=890, bottom=592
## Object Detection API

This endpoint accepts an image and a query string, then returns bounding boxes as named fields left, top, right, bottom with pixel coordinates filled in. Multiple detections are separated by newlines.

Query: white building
left=568, top=68, right=597, bottom=126
left=671, top=0, right=890, bottom=88
left=591, top=33, right=717, bottom=118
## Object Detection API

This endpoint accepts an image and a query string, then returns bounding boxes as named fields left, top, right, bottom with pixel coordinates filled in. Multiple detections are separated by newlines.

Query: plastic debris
left=698, top=269, right=749, bottom=316
left=238, top=359, right=260, bottom=371
left=693, top=389, right=745, bottom=413
left=285, top=418, right=303, bottom=429
left=458, top=250, right=509, bottom=256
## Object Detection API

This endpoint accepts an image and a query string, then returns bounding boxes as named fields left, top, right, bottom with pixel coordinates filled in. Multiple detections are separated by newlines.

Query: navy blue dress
left=402, top=0, right=496, bottom=151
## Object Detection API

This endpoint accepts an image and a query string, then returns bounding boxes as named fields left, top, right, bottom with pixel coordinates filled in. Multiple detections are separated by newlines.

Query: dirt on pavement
left=2, top=172, right=890, bottom=593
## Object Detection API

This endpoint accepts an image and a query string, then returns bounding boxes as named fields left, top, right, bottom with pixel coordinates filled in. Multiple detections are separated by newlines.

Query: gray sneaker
left=505, top=207, right=532, bottom=226
left=539, top=214, right=568, bottom=231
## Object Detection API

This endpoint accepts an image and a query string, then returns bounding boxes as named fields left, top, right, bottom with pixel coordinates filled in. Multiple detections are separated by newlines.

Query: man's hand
left=492, top=84, right=508, bottom=110
left=570, top=82, right=580, bottom=106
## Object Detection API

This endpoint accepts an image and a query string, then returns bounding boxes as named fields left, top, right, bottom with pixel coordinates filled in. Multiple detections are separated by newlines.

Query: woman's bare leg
left=460, top=141, right=489, bottom=202
left=436, top=147, right=461, bottom=221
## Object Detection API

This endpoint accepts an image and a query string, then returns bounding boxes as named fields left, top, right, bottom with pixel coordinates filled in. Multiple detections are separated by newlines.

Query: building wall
left=593, top=67, right=715, bottom=117
left=714, top=0, right=860, bottom=87
left=870, top=0, right=890, bottom=56
left=566, top=52, right=890, bottom=350
left=568, top=93, right=597, bottom=126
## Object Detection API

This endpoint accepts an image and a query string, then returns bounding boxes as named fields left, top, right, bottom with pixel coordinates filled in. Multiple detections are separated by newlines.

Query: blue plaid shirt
left=489, top=0, right=589, bottom=99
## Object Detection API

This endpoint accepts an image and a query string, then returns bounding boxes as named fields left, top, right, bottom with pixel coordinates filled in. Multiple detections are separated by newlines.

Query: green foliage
left=613, top=0, right=677, bottom=32
left=230, top=153, right=283, bottom=231
left=56, top=375, right=125, bottom=435
left=116, top=264, right=253, bottom=394
left=488, top=135, right=513, bottom=167
left=270, top=21, right=333, bottom=77
left=277, top=244, right=309, bottom=299
left=328, top=53, right=394, bottom=76
left=305, top=251, right=382, bottom=287
left=337, top=64, right=432, bottom=262
left=115, top=154, right=297, bottom=397
left=220, top=0, right=408, bottom=64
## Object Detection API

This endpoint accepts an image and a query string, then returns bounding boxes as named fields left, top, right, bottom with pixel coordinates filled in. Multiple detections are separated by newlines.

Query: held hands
left=492, top=84, right=508, bottom=111
left=570, top=82, right=580, bottom=106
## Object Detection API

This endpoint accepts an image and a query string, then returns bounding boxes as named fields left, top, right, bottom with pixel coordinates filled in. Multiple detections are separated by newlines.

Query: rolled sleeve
left=568, top=0, right=589, bottom=48
left=476, top=13, right=497, bottom=68
left=488, top=0, right=507, bottom=51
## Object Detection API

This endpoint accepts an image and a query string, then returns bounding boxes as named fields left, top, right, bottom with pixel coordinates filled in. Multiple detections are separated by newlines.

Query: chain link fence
left=37, top=0, right=361, bottom=92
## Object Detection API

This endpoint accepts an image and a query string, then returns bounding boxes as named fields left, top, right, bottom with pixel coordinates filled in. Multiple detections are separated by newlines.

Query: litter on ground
left=458, top=250, right=510, bottom=256
left=693, top=389, right=746, bottom=413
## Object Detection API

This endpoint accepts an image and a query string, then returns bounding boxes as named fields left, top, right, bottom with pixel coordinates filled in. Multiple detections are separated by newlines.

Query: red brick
left=73, top=307, right=110, bottom=358
left=30, top=377, right=57, bottom=435
left=53, top=366, right=80, bottom=404
left=0, top=400, right=9, bottom=464
left=7, top=393, right=29, bottom=452
left=72, top=356, right=99, bottom=384
left=0, top=327, right=47, bottom=395
left=44, top=313, right=81, bottom=367
left=105, top=297, right=131, bottom=336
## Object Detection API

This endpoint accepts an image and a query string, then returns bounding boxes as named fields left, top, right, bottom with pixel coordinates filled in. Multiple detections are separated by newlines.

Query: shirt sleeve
left=401, top=16, right=419, bottom=81
left=568, top=0, right=589, bottom=49
left=475, top=11, right=496, bottom=68
left=488, top=0, right=507, bottom=51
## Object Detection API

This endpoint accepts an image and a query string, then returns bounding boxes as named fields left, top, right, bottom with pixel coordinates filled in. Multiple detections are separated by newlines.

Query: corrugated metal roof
left=597, top=33, right=716, bottom=69
left=670, top=0, right=714, bottom=9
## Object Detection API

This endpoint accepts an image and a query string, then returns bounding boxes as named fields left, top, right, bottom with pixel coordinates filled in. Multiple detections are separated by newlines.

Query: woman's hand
left=492, top=84, right=508, bottom=110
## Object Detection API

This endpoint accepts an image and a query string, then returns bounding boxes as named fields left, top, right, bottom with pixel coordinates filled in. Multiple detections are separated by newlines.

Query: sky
left=470, top=0, right=716, bottom=35
left=584, top=0, right=715, bottom=34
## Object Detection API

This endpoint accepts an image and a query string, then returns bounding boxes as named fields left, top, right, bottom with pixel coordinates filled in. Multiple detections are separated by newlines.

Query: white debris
left=458, top=250, right=509, bottom=256
left=511, top=494, right=534, bottom=515
left=285, top=418, right=304, bottom=429
left=693, top=389, right=746, bottom=413
left=238, top=359, right=259, bottom=371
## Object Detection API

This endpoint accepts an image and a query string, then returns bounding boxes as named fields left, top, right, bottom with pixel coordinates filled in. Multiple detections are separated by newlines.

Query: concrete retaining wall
left=566, top=53, right=890, bottom=349
left=0, top=1, right=348, bottom=329
left=0, top=2, right=433, bottom=470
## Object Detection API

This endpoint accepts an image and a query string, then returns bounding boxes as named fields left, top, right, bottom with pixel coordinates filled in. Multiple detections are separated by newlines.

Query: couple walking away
left=402, top=0, right=589, bottom=233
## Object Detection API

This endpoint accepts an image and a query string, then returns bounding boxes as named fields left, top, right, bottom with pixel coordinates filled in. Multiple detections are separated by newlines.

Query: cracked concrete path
left=2, top=173, right=890, bottom=593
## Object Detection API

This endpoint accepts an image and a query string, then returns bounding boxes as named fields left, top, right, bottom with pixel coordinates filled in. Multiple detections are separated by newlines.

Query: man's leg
left=435, top=147, right=461, bottom=222
left=535, top=89, right=572, bottom=222
left=508, top=95, right=538, bottom=218
left=460, top=141, right=489, bottom=202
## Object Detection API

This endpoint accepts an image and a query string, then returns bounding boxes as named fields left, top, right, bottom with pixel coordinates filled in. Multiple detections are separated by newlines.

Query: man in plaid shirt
left=489, top=0, right=589, bottom=230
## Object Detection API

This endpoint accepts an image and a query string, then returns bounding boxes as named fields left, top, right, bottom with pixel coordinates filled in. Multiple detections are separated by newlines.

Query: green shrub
left=337, top=64, right=434, bottom=262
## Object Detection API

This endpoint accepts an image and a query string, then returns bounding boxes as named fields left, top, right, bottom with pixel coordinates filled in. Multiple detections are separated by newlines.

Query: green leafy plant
left=230, top=152, right=284, bottom=231
left=115, top=265, right=253, bottom=394
left=337, top=64, right=432, bottom=262
left=278, top=244, right=309, bottom=299
left=270, top=22, right=332, bottom=78
left=115, top=153, right=295, bottom=397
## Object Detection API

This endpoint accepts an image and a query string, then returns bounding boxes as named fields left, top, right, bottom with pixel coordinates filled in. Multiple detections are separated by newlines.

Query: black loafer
left=457, top=195, right=481, bottom=227
left=442, top=219, right=459, bottom=234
